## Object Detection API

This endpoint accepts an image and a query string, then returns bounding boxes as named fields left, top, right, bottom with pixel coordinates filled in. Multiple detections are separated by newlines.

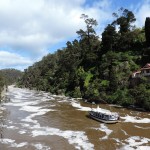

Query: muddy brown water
left=0, top=86, right=150, bottom=150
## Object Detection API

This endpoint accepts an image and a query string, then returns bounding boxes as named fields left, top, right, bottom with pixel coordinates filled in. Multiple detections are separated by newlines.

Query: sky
left=0, top=0, right=150, bottom=71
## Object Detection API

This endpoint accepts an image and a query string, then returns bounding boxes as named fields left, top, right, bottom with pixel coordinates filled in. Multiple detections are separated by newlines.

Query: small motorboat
left=88, top=107, right=120, bottom=124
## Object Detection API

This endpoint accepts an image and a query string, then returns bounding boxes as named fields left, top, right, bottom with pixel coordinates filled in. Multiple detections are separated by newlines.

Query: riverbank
left=0, top=86, right=7, bottom=101
left=83, top=100, right=148, bottom=112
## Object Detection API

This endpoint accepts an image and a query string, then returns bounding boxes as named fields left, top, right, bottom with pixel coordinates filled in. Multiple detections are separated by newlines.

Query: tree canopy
left=0, top=69, right=22, bottom=100
left=18, top=9, right=150, bottom=111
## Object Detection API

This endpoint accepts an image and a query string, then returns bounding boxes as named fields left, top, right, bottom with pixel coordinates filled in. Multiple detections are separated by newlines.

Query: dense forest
left=0, top=69, right=22, bottom=99
left=18, top=8, right=150, bottom=110
left=0, top=69, right=22, bottom=85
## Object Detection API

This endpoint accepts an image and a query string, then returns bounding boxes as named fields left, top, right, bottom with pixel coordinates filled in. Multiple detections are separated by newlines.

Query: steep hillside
left=0, top=69, right=22, bottom=85
left=18, top=9, right=150, bottom=110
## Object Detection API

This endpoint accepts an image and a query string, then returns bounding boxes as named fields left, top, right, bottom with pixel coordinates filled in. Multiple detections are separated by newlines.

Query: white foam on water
left=0, top=138, right=28, bottom=148
left=13, top=142, right=28, bottom=148
left=40, top=93, right=58, bottom=102
left=134, top=125, right=150, bottom=129
left=0, top=138, right=15, bottom=144
left=71, top=101, right=112, bottom=114
left=99, top=124, right=113, bottom=140
left=1, top=125, right=18, bottom=130
left=121, top=115, right=150, bottom=123
left=32, top=143, right=51, bottom=150
left=5, top=86, right=149, bottom=150
left=20, top=105, right=43, bottom=112
left=19, top=123, right=30, bottom=128
left=57, top=99, right=70, bottom=103
left=52, top=95, right=73, bottom=103
left=71, top=101, right=93, bottom=111
left=4, top=100, right=40, bottom=107
left=119, top=136, right=150, bottom=150
left=5, top=87, right=55, bottom=126
left=95, top=105, right=111, bottom=114
left=136, top=146, right=150, bottom=150
left=121, top=129, right=128, bottom=135
left=92, top=124, right=113, bottom=140
left=41, top=97, right=53, bottom=102
left=19, top=130, right=27, bottom=134
left=71, top=102, right=91, bottom=111
left=112, top=138, right=121, bottom=143
left=31, top=127, right=94, bottom=150
left=21, top=107, right=54, bottom=125
left=8, top=120, right=13, bottom=124
left=52, top=94, right=66, bottom=98
left=22, top=114, right=39, bottom=124
left=47, top=96, right=55, bottom=100
left=0, top=107, right=6, bottom=110
left=2, top=86, right=94, bottom=150
left=112, top=138, right=122, bottom=146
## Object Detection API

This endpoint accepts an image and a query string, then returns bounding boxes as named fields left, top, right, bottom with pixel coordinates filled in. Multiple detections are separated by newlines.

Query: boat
left=88, top=107, right=120, bottom=124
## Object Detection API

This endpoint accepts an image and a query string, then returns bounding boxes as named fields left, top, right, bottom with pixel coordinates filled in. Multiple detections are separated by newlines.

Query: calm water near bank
left=0, top=85, right=150, bottom=150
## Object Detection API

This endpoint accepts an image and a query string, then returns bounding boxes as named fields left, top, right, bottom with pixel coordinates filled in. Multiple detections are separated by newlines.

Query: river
left=0, top=85, right=150, bottom=150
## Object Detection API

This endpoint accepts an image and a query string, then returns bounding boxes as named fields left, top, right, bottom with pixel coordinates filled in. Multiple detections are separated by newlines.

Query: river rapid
left=0, top=85, right=150, bottom=150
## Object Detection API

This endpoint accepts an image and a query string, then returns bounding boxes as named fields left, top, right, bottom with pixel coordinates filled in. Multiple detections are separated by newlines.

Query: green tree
left=112, top=8, right=136, bottom=35
left=76, top=14, right=99, bottom=69
left=76, top=14, right=98, bottom=44
left=101, top=24, right=118, bottom=53
left=18, top=11, right=150, bottom=110
left=112, top=8, right=136, bottom=51
left=130, top=83, right=150, bottom=110
left=100, top=51, right=139, bottom=92
left=145, top=17, right=150, bottom=47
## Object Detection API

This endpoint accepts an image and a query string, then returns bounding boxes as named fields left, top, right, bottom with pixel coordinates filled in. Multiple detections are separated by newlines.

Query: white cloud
left=0, top=0, right=113, bottom=70
left=0, top=0, right=112, bottom=50
left=0, top=0, right=86, bottom=56
left=0, top=51, right=33, bottom=71
left=134, top=0, right=150, bottom=27
left=0, top=0, right=148, bottom=70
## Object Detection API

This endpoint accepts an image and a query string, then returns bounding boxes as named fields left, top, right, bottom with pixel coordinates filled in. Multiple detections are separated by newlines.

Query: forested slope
left=0, top=69, right=22, bottom=85
left=18, top=9, right=150, bottom=110
left=0, top=69, right=22, bottom=99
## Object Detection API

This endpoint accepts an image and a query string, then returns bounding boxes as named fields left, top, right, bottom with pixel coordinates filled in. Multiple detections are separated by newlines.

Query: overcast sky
left=0, top=0, right=150, bottom=71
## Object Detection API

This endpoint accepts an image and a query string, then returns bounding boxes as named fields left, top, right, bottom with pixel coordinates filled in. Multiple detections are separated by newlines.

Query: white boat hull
left=89, top=111, right=119, bottom=124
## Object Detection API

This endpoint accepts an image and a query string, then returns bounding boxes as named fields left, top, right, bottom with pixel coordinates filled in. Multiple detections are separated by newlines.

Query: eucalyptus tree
left=101, top=24, right=118, bottom=53
left=76, top=14, right=99, bottom=69
left=112, top=7, right=136, bottom=35
left=111, top=8, right=136, bottom=51
left=76, top=14, right=98, bottom=45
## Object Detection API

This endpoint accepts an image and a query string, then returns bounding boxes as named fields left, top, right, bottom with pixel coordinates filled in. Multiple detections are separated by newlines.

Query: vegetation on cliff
left=18, top=8, right=150, bottom=110
left=0, top=69, right=22, bottom=99
left=0, top=69, right=22, bottom=85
